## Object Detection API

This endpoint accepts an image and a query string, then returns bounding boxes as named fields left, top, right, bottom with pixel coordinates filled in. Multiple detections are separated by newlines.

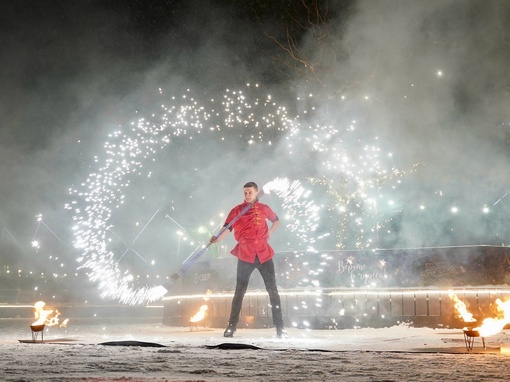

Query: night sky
left=1, top=1, right=510, bottom=301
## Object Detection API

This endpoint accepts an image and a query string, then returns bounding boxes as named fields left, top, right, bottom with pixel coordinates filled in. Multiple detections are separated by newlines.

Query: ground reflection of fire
left=448, top=291, right=510, bottom=337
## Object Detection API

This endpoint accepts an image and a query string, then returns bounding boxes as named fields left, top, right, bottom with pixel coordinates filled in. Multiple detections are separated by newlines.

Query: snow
left=2, top=318, right=510, bottom=381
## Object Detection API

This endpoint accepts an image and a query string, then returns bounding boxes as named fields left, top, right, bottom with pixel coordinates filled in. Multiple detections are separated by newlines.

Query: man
left=210, top=181, right=286, bottom=338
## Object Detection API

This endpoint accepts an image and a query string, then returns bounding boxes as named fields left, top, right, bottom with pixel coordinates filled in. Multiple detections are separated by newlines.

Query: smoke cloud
left=1, top=0, right=509, bottom=301
left=295, top=0, right=510, bottom=247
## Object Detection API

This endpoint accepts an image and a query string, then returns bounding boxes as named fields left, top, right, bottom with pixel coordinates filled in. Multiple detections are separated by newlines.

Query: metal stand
left=30, top=325, right=45, bottom=342
left=463, top=330, right=485, bottom=351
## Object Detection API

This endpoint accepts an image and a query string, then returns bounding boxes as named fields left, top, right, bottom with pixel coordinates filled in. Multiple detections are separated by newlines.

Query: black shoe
left=276, top=327, right=287, bottom=338
left=223, top=324, right=236, bottom=337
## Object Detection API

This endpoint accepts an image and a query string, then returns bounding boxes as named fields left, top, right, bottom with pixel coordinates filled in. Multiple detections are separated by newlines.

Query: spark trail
left=68, top=85, right=332, bottom=304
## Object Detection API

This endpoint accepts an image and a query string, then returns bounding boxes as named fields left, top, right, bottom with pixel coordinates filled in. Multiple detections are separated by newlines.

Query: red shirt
left=225, top=201, right=278, bottom=264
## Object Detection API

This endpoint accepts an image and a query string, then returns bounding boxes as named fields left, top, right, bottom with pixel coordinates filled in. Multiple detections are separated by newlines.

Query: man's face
left=243, top=186, right=258, bottom=203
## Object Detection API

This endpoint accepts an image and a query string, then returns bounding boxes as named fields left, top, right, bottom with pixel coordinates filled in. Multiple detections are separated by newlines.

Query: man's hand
left=209, top=236, right=219, bottom=244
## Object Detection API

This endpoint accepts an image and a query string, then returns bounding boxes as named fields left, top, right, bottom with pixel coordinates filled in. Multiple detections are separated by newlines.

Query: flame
left=501, top=343, right=510, bottom=354
left=32, top=301, right=68, bottom=327
left=189, top=290, right=212, bottom=323
left=448, top=291, right=476, bottom=323
left=190, top=304, right=208, bottom=323
left=475, top=298, right=510, bottom=337
left=449, top=292, right=510, bottom=337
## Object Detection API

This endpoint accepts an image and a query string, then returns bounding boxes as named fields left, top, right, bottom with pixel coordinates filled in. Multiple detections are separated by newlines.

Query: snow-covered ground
left=1, top=318, right=510, bottom=381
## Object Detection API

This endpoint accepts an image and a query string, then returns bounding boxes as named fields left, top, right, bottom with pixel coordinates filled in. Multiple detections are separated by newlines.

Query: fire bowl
left=463, top=328, right=486, bottom=351
left=463, top=329, right=481, bottom=337
left=29, top=323, right=46, bottom=342
left=30, top=324, right=45, bottom=332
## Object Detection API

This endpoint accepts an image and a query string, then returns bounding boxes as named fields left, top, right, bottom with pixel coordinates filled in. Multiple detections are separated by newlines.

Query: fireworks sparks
left=263, top=177, right=320, bottom=246
left=68, top=85, right=338, bottom=304
left=66, top=84, right=415, bottom=305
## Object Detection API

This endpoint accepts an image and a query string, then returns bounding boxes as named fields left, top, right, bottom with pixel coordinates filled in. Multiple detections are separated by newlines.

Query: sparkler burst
left=68, top=84, right=404, bottom=304
left=263, top=177, right=320, bottom=246
left=68, top=85, right=343, bottom=304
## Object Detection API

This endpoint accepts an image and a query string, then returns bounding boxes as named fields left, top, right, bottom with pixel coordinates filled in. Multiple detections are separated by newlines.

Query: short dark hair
left=243, top=181, right=258, bottom=190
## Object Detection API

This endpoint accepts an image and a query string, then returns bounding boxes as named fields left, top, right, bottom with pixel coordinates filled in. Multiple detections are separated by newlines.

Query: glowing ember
left=32, top=301, right=68, bottom=327
left=190, top=304, right=208, bottom=323
left=448, top=291, right=476, bottom=323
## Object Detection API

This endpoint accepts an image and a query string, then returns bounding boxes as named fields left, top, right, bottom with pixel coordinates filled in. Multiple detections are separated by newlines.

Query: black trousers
left=228, top=257, right=284, bottom=328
